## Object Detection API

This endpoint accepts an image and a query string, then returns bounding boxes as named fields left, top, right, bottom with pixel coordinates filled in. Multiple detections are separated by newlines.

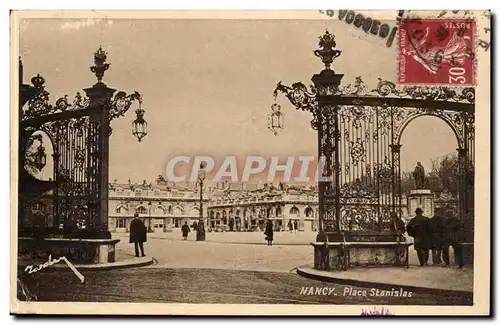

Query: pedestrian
left=442, top=212, right=464, bottom=269
left=293, top=220, right=298, bottom=233
left=287, top=220, right=293, bottom=232
left=406, top=208, right=431, bottom=266
left=390, top=212, right=406, bottom=241
left=181, top=221, right=190, bottom=240
left=429, top=210, right=445, bottom=265
left=129, top=212, right=147, bottom=257
left=264, top=219, right=274, bottom=246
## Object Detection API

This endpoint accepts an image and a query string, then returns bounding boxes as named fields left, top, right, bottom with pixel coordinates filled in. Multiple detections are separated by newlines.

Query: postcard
left=10, top=9, right=490, bottom=316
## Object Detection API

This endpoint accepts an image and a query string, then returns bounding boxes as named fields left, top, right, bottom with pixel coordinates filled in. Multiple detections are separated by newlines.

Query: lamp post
left=148, top=201, right=152, bottom=232
left=196, top=163, right=206, bottom=241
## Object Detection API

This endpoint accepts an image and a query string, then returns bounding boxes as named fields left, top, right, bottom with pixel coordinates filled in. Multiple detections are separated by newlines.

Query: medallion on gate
left=398, top=18, right=476, bottom=85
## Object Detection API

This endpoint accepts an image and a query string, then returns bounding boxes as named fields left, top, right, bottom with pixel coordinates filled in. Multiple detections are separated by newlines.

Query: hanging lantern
left=268, top=102, right=284, bottom=135
left=198, top=162, right=207, bottom=181
left=34, top=145, right=47, bottom=171
left=132, top=104, right=147, bottom=142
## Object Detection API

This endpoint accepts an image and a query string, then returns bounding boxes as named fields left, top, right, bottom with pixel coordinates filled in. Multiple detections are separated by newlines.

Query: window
left=136, top=206, right=147, bottom=214
left=135, top=189, right=142, bottom=196
left=154, top=189, right=160, bottom=197
left=154, top=219, right=164, bottom=228
left=32, top=202, right=45, bottom=212
left=116, top=219, right=126, bottom=228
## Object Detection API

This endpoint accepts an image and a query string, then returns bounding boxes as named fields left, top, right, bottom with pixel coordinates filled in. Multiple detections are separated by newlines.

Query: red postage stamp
left=398, top=18, right=476, bottom=85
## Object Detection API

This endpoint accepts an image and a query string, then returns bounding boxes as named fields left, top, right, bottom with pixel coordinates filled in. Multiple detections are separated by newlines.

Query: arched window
left=289, top=206, right=300, bottom=216
left=174, top=206, right=183, bottom=215
left=305, top=206, right=313, bottom=218
left=115, top=205, right=128, bottom=214
left=136, top=206, right=147, bottom=214
left=156, top=205, right=167, bottom=214
left=276, top=206, right=282, bottom=217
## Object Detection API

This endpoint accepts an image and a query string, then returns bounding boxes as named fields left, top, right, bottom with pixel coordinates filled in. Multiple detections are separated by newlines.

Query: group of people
left=405, top=207, right=464, bottom=268
left=287, top=220, right=299, bottom=233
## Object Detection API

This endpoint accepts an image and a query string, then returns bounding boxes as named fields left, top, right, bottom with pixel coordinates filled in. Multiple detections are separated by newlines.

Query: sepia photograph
left=10, top=9, right=491, bottom=316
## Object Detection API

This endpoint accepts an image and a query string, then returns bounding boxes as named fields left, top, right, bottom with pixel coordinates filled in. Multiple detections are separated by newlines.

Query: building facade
left=207, top=183, right=320, bottom=232
left=106, top=178, right=457, bottom=234
left=108, top=176, right=208, bottom=233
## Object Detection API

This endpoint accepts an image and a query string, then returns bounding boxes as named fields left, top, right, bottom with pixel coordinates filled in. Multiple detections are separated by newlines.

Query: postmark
left=398, top=18, right=476, bottom=85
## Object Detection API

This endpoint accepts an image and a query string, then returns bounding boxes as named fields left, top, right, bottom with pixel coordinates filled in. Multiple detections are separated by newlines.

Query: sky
left=18, top=17, right=458, bottom=184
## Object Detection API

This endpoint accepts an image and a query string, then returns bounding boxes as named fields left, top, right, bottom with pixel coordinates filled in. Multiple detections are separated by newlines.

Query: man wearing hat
left=406, top=207, right=431, bottom=266
left=129, top=212, right=147, bottom=257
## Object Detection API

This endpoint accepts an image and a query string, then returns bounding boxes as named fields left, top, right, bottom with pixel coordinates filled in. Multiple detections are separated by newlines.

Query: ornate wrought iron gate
left=274, top=31, right=475, bottom=243
left=18, top=49, right=143, bottom=239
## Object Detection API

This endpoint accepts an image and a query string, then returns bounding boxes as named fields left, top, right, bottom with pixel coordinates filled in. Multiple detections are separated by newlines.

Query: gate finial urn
left=314, top=30, right=342, bottom=71
left=90, top=46, right=110, bottom=83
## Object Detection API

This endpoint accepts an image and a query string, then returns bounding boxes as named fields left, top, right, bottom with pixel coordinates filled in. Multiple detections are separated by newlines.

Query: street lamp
left=132, top=101, right=148, bottom=142
left=196, top=163, right=206, bottom=241
left=268, top=99, right=284, bottom=135
left=147, top=201, right=152, bottom=232
left=34, top=144, right=47, bottom=171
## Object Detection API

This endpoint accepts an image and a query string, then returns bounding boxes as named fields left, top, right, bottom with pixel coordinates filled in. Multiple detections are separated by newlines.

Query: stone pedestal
left=407, top=189, right=434, bottom=217
left=18, top=237, right=120, bottom=265
left=312, top=241, right=412, bottom=271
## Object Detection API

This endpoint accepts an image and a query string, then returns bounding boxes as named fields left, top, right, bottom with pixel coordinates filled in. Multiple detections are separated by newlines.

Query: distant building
left=108, top=175, right=208, bottom=233
left=207, top=182, right=320, bottom=232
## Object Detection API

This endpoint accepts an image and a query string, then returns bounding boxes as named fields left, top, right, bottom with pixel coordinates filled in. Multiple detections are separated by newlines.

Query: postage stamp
left=398, top=18, right=476, bottom=85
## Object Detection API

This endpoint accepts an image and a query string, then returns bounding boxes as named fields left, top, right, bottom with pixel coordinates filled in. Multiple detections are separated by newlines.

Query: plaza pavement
left=113, top=231, right=473, bottom=294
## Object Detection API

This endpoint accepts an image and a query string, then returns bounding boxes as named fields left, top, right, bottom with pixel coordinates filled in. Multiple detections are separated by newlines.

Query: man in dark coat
left=442, top=213, right=464, bottom=269
left=287, top=220, right=293, bottom=232
left=406, top=208, right=431, bottom=266
left=129, top=212, right=147, bottom=257
left=264, top=219, right=274, bottom=246
left=429, top=211, right=445, bottom=265
left=181, top=221, right=190, bottom=240
left=293, top=220, right=298, bottom=233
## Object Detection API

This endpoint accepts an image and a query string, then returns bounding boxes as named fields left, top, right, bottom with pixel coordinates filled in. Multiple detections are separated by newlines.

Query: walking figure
left=264, top=219, right=274, bottom=246
left=129, top=212, right=147, bottom=257
left=181, top=221, right=190, bottom=240
left=287, top=220, right=293, bottom=232
left=406, top=208, right=431, bottom=266
left=293, top=220, right=298, bottom=233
